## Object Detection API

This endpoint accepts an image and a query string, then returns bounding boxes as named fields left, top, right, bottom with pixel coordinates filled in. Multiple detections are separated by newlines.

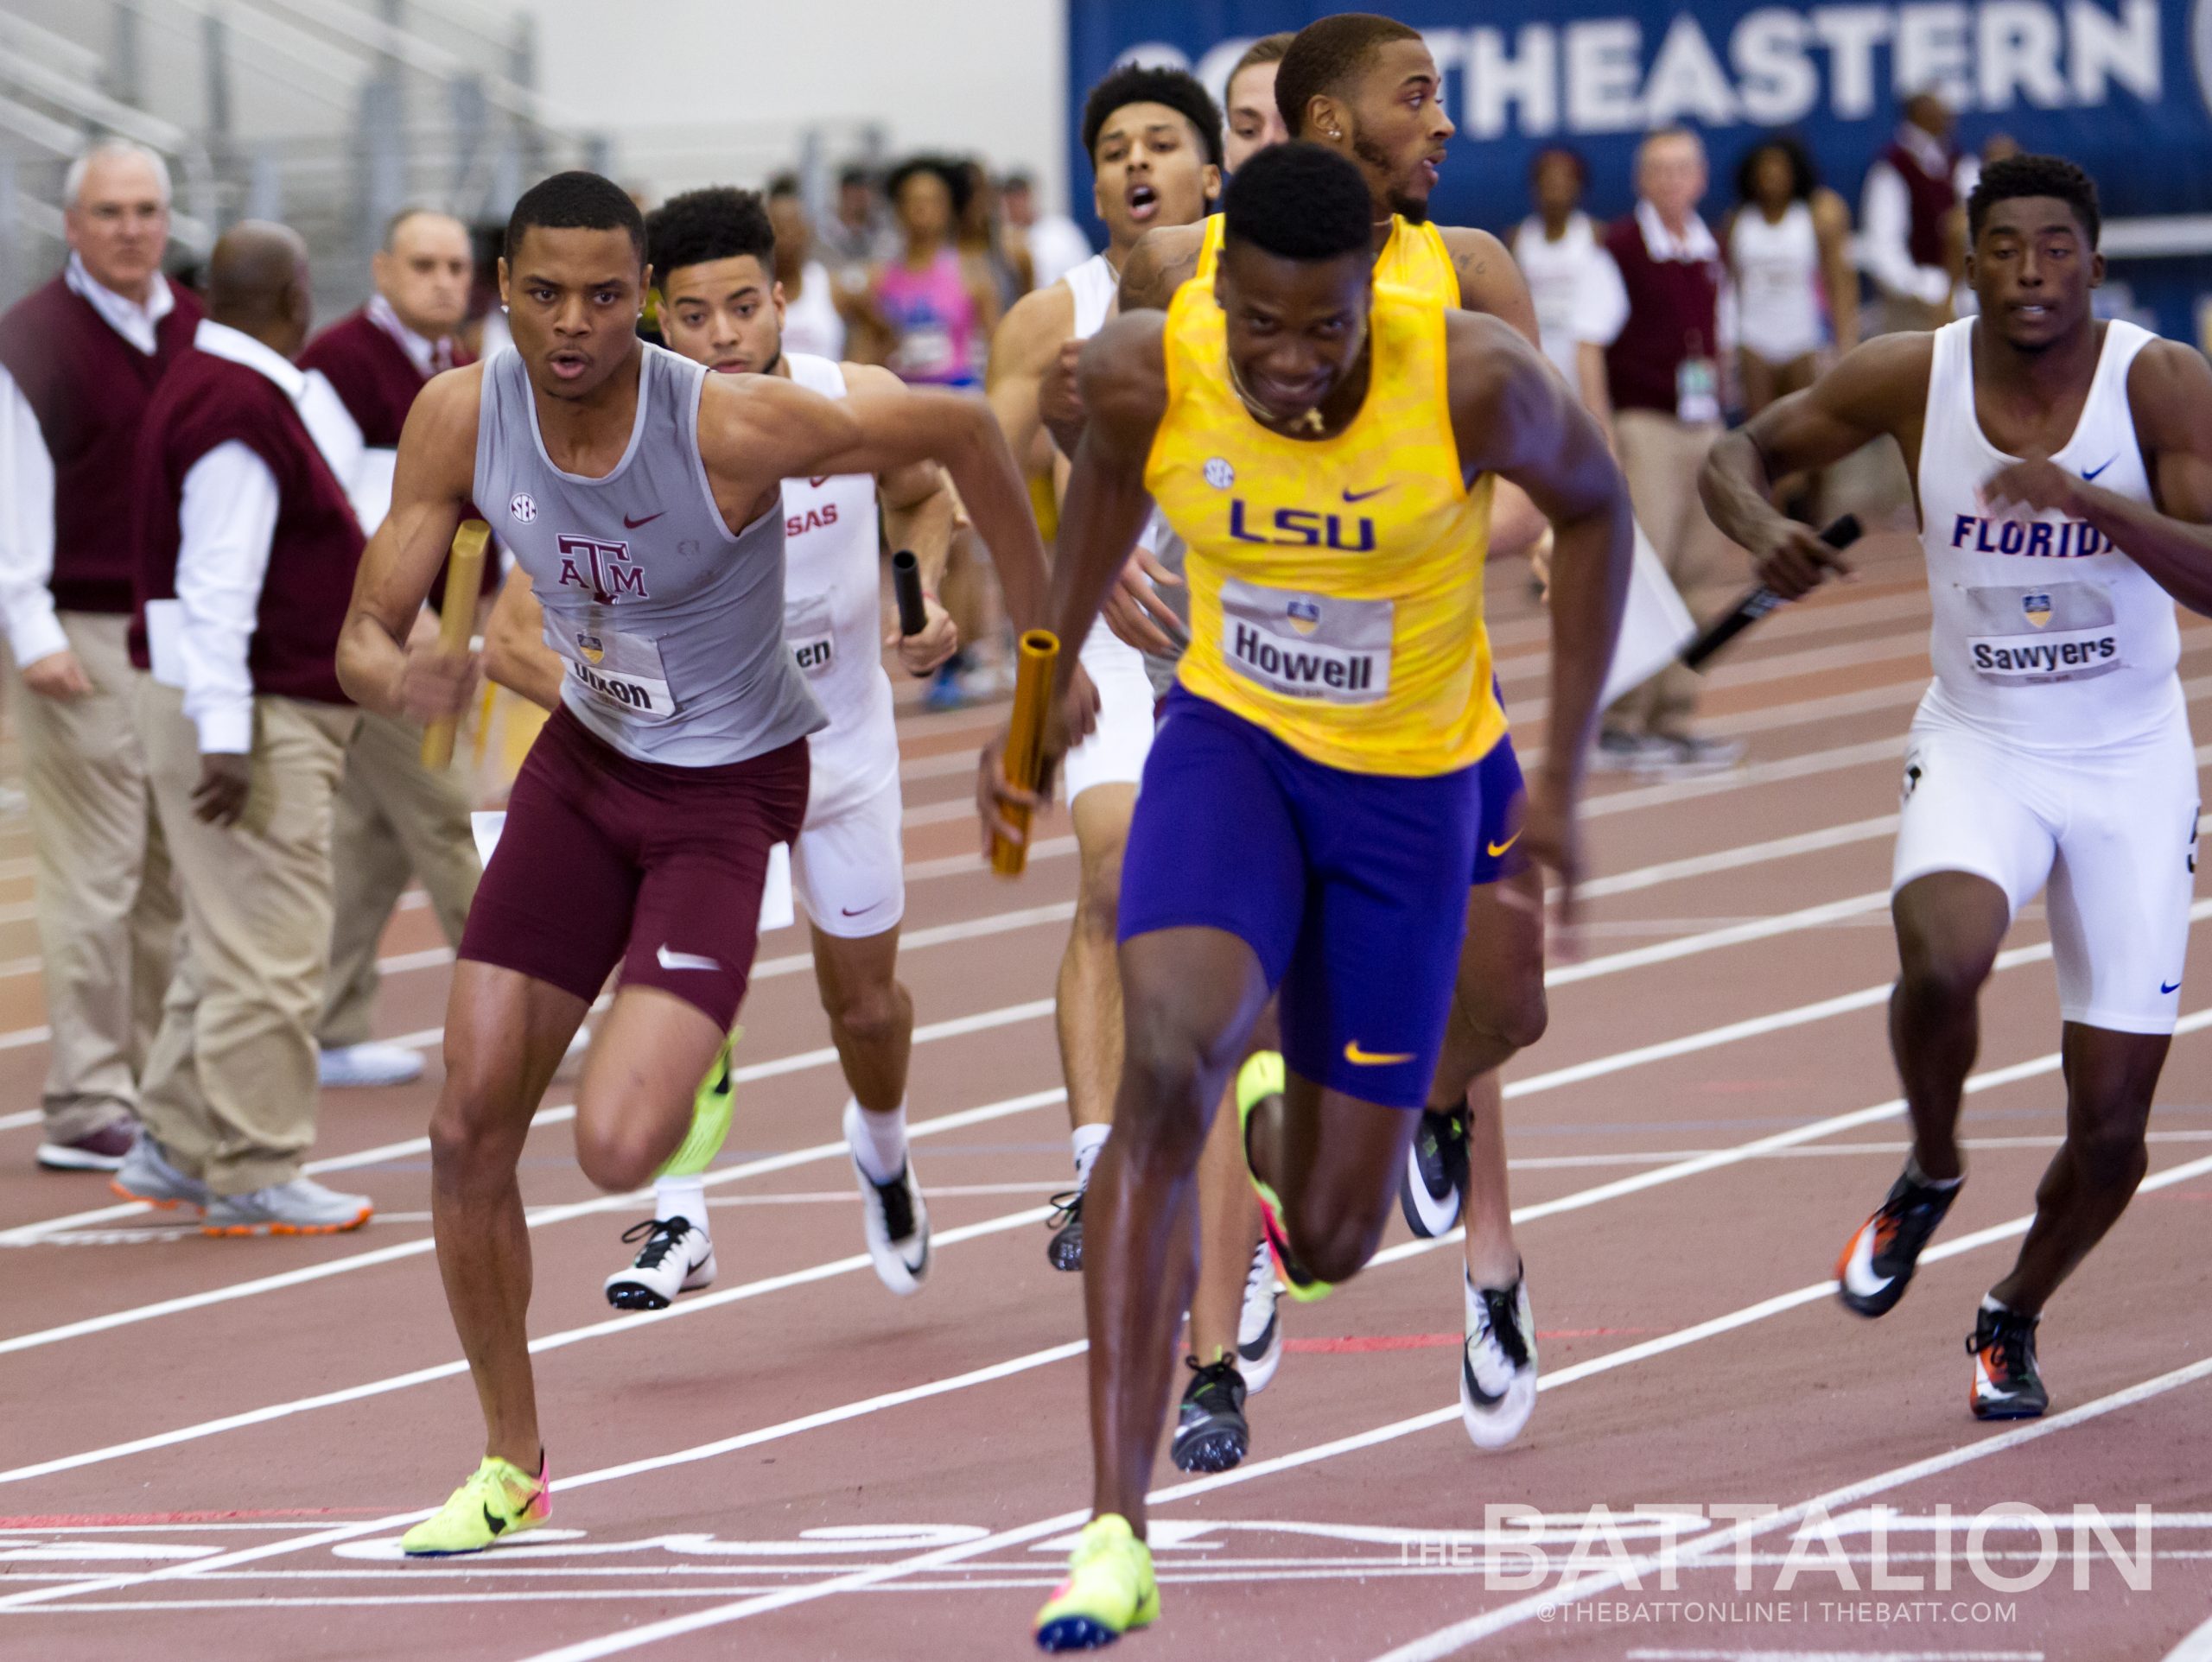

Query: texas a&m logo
left=554, top=536, right=649, bottom=603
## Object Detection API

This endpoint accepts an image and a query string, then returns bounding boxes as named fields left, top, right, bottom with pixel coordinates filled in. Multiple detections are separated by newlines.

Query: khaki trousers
left=316, top=708, right=481, bottom=1049
left=1608, top=409, right=1743, bottom=739
left=16, top=612, right=179, bottom=1142
left=134, top=677, right=357, bottom=1194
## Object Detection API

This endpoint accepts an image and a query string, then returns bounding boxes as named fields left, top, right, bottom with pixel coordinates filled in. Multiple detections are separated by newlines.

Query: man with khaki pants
left=0, top=142, right=199, bottom=1172
left=299, top=207, right=487, bottom=1088
left=116, top=223, right=374, bottom=1234
left=1594, top=128, right=1746, bottom=777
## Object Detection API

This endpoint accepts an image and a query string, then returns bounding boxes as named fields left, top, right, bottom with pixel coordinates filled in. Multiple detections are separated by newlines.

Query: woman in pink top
left=867, top=157, right=1001, bottom=388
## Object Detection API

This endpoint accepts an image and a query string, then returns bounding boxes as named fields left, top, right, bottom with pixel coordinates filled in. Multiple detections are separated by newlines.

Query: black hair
left=645, top=187, right=774, bottom=282
left=1003, top=170, right=1035, bottom=193
left=884, top=155, right=971, bottom=220
left=1221, top=141, right=1371, bottom=262
left=1529, top=145, right=1588, bottom=187
left=1274, top=12, right=1423, bottom=137
left=766, top=173, right=800, bottom=200
left=1081, top=64, right=1225, bottom=171
left=1968, top=153, right=2101, bottom=247
left=1734, top=133, right=1818, bottom=206
left=505, top=170, right=645, bottom=265
left=836, top=164, right=873, bottom=192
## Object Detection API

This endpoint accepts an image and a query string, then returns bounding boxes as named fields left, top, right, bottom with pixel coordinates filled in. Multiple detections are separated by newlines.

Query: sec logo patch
left=510, top=493, right=538, bottom=523
left=1204, top=458, right=1235, bottom=490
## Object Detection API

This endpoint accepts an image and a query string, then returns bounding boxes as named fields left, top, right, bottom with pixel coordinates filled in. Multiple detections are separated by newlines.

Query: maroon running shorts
left=458, top=705, right=810, bottom=1031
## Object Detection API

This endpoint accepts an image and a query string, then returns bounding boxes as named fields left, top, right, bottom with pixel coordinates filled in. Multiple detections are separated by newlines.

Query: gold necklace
left=1224, top=351, right=1328, bottom=435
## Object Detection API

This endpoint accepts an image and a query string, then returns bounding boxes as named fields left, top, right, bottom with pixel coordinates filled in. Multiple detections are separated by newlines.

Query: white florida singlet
left=779, top=352, right=898, bottom=819
left=1058, top=252, right=1162, bottom=802
left=1730, top=200, right=1824, bottom=365
left=1915, top=317, right=2182, bottom=752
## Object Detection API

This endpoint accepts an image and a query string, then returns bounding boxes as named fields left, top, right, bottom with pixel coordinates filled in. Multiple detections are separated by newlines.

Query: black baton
left=1682, top=514, right=1863, bottom=671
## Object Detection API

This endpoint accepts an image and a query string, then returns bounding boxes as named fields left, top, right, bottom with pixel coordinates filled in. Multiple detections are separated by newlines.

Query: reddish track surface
left=3, top=536, right=2209, bottom=1661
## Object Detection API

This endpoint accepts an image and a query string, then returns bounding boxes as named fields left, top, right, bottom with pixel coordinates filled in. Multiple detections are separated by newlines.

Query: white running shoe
left=110, top=1131, right=213, bottom=1213
left=604, top=1216, right=716, bottom=1310
left=317, top=1042, right=427, bottom=1088
left=1461, top=1267, right=1538, bottom=1449
left=844, top=1100, right=929, bottom=1296
left=202, top=1177, right=374, bottom=1236
left=1236, top=1236, right=1284, bottom=1394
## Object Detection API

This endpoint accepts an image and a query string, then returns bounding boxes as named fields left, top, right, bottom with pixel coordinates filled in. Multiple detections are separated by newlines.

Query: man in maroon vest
left=298, top=206, right=486, bottom=1091
left=114, top=221, right=376, bottom=1235
left=1597, top=126, right=1746, bottom=777
left=1860, top=92, right=1967, bottom=334
left=0, top=141, right=193, bottom=1173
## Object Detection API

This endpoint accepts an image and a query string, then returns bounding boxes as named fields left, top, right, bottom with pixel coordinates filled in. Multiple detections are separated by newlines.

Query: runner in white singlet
left=1703, top=155, right=2212, bottom=1423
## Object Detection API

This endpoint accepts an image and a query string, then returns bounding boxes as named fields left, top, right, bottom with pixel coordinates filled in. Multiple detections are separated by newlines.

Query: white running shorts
left=1061, top=619, right=1156, bottom=805
left=1891, top=702, right=2199, bottom=1035
left=793, top=766, right=906, bottom=940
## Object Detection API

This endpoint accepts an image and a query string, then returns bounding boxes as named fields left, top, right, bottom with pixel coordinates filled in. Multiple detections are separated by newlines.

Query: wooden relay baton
left=419, top=518, right=490, bottom=770
left=990, top=629, right=1060, bottom=878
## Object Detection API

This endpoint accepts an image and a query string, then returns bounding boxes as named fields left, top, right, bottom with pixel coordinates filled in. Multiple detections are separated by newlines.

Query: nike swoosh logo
left=841, top=906, right=872, bottom=917
left=2081, top=457, right=2117, bottom=481
left=656, top=946, right=722, bottom=973
left=482, top=1506, right=508, bottom=1537
left=1343, top=1039, right=1415, bottom=1066
left=623, top=511, right=665, bottom=529
left=1341, top=485, right=1390, bottom=503
left=1840, top=1224, right=1890, bottom=1299
left=2162, top=980, right=2182, bottom=994
left=1487, top=831, right=1521, bottom=859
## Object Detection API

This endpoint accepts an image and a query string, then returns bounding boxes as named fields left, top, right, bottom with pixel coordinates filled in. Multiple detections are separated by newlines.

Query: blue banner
left=1068, top=1, right=2210, bottom=337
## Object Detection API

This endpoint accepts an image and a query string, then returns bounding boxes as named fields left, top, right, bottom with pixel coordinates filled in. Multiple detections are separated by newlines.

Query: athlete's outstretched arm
left=986, top=284, right=1071, bottom=481
left=846, top=363, right=963, bottom=673
left=1982, top=340, right=2212, bottom=616
left=1702, top=333, right=1929, bottom=597
left=337, top=367, right=480, bottom=722
left=1447, top=312, right=1633, bottom=915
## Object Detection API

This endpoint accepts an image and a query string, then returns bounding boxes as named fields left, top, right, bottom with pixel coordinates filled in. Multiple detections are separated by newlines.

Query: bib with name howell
left=1145, top=276, right=1500, bottom=777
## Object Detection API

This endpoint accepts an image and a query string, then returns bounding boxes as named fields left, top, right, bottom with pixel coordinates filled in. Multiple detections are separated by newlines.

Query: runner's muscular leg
left=810, top=923, right=912, bottom=1114
left=571, top=986, right=731, bottom=1193
left=1058, top=784, right=1134, bottom=1132
left=1991, top=1023, right=2169, bottom=1316
left=1089, top=925, right=1269, bottom=1533
left=1891, top=872, right=2013, bottom=1182
left=1249, top=1074, right=1420, bottom=1286
left=428, top=960, right=588, bottom=1469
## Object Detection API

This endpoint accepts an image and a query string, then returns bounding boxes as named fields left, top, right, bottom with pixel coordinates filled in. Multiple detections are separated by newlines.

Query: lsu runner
left=981, top=143, right=1632, bottom=1650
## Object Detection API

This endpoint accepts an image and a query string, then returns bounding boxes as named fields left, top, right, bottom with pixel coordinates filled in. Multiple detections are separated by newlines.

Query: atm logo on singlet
left=554, top=535, right=650, bottom=601
left=1228, top=500, right=1376, bottom=552
left=1948, top=515, right=2111, bottom=559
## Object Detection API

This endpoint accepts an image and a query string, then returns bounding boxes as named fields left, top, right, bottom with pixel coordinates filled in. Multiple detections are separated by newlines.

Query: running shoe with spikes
left=1045, top=1183, right=1085, bottom=1272
left=1836, top=1163, right=1962, bottom=1317
left=401, top=1454, right=550, bottom=1557
left=844, top=1101, right=930, bottom=1295
left=1461, top=1266, right=1539, bottom=1449
left=1399, top=1105, right=1470, bottom=1239
left=1236, top=1235, right=1284, bottom=1393
left=1034, top=1513, right=1158, bottom=1652
left=1967, top=1303, right=2048, bottom=1420
left=604, top=1216, right=716, bottom=1311
left=1236, top=1050, right=1332, bottom=1303
left=1170, top=1355, right=1249, bottom=1475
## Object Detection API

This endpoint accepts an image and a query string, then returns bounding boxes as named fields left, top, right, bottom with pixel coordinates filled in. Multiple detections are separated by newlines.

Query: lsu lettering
left=1948, top=514, right=2109, bottom=559
left=1228, top=500, right=1377, bottom=552
left=553, top=535, right=650, bottom=602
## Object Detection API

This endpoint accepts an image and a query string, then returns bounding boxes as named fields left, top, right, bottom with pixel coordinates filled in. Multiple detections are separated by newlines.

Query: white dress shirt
left=166, top=320, right=362, bottom=755
left=1511, top=212, right=1630, bottom=377
left=0, top=256, right=178, bottom=669
left=1859, top=124, right=1970, bottom=308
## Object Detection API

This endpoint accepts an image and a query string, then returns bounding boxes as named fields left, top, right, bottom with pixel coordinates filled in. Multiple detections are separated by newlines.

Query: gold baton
left=419, top=519, right=489, bottom=769
left=990, top=629, right=1060, bottom=878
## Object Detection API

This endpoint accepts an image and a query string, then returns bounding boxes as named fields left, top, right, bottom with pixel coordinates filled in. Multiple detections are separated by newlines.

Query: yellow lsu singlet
left=1194, top=212, right=1459, bottom=308
left=1144, top=271, right=1503, bottom=777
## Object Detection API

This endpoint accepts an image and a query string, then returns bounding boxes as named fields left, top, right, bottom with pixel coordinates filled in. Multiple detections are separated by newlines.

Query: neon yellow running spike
left=1234, top=1050, right=1333, bottom=1304
left=658, top=1027, right=740, bottom=1179
left=401, top=1455, right=549, bottom=1557
left=1034, top=1513, right=1159, bottom=1651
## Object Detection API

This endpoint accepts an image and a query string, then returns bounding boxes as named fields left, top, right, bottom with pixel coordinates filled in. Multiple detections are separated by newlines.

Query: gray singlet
left=474, top=344, right=825, bottom=766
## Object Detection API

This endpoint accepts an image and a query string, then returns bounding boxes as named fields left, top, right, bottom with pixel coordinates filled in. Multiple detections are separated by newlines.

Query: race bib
left=1675, top=355, right=1720, bottom=424
left=785, top=592, right=836, bottom=679
left=550, top=622, right=677, bottom=720
left=1217, top=577, right=1392, bottom=704
left=889, top=323, right=955, bottom=380
left=1963, top=581, right=2123, bottom=686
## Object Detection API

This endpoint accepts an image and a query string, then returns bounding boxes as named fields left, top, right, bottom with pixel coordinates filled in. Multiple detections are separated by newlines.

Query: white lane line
left=2167, top=1610, right=2212, bottom=1662
left=504, top=1145, right=2212, bottom=1662
left=1375, top=1342, right=2212, bottom=1657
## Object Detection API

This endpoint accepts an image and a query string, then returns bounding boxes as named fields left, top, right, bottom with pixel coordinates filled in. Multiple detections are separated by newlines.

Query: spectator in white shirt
left=1510, top=146, right=1628, bottom=424
left=0, top=141, right=195, bottom=1173
left=1859, top=92, right=1974, bottom=333
left=118, top=223, right=375, bottom=1236
left=1000, top=172, right=1095, bottom=294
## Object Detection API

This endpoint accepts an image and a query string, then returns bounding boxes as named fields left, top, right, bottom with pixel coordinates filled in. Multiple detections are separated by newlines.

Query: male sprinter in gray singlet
left=336, top=172, right=1055, bottom=1556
